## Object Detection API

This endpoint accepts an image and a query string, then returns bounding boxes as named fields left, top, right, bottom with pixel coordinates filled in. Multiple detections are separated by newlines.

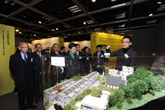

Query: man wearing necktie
left=50, top=43, right=63, bottom=86
left=9, top=42, right=36, bottom=110
left=93, top=45, right=106, bottom=74
left=32, top=43, right=47, bottom=103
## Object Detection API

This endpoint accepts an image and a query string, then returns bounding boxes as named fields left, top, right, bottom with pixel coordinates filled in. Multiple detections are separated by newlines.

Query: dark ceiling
left=0, top=0, right=165, bottom=42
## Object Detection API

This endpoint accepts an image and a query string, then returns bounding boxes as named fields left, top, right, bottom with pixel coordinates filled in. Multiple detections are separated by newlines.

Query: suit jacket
left=83, top=53, right=92, bottom=68
left=106, top=47, right=136, bottom=70
left=50, top=52, right=63, bottom=75
left=9, top=52, right=33, bottom=87
left=76, top=51, right=84, bottom=69
left=59, top=51, right=67, bottom=56
left=32, top=51, right=47, bottom=77
left=93, top=51, right=106, bottom=68
left=65, top=53, right=80, bottom=78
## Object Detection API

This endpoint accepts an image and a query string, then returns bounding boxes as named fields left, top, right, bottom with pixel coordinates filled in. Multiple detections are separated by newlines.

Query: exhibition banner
left=0, top=24, right=15, bottom=96
left=58, top=37, right=64, bottom=51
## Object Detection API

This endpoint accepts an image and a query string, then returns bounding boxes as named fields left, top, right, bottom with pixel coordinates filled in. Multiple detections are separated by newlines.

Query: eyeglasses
left=21, top=47, right=29, bottom=48
left=122, top=41, right=130, bottom=44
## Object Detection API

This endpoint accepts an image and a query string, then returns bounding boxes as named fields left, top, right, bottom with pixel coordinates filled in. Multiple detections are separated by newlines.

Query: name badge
left=31, top=58, right=33, bottom=62
left=79, top=57, right=82, bottom=59
left=101, top=55, right=104, bottom=58
left=124, top=53, right=129, bottom=59
left=44, top=58, right=47, bottom=61
left=87, top=57, right=89, bottom=60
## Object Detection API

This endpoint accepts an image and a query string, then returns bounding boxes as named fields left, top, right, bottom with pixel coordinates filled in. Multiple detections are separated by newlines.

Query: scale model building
left=109, top=66, right=134, bottom=80
left=107, top=66, right=134, bottom=89
left=44, top=71, right=99, bottom=106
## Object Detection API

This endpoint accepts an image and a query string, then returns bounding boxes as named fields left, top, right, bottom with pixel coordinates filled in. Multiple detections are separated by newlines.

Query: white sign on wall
left=51, top=57, right=65, bottom=67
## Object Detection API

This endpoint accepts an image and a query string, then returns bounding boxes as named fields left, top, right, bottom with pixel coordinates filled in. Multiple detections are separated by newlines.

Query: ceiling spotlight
left=56, top=28, right=58, bottom=30
left=83, top=21, right=86, bottom=25
left=34, top=34, right=36, bottom=36
left=19, top=32, right=22, bottom=34
left=52, top=29, right=55, bottom=31
left=11, top=2, right=15, bottom=6
left=157, top=2, right=162, bottom=4
left=15, top=29, right=19, bottom=32
left=92, top=0, right=96, bottom=2
left=4, top=0, right=9, bottom=4
left=149, top=13, right=153, bottom=16
left=38, top=21, right=42, bottom=24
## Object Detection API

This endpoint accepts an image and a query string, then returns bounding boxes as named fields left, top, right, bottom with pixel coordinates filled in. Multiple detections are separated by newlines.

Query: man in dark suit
left=93, top=45, right=106, bottom=74
left=75, top=44, right=84, bottom=75
left=60, top=46, right=67, bottom=56
left=32, top=43, right=47, bottom=103
left=50, top=43, right=63, bottom=85
left=9, top=42, right=37, bottom=110
left=106, top=36, right=137, bottom=70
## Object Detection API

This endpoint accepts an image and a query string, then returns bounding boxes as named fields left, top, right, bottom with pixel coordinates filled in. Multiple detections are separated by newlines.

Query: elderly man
left=9, top=42, right=36, bottom=110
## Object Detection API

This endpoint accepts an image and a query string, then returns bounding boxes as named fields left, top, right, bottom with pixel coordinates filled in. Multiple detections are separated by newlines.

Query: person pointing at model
left=106, top=36, right=136, bottom=70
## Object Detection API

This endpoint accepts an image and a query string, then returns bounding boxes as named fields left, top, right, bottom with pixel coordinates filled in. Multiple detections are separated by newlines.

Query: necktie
left=98, top=53, right=100, bottom=64
left=38, top=53, right=41, bottom=59
left=24, top=54, right=27, bottom=61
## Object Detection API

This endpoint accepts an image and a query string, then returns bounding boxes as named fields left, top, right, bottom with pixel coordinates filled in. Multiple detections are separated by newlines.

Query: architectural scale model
left=44, top=71, right=99, bottom=106
left=81, top=90, right=110, bottom=110
left=106, top=66, right=134, bottom=89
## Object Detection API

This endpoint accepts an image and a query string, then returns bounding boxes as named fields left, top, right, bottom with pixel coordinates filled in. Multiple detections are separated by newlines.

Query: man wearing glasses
left=106, top=36, right=136, bottom=70
left=9, top=42, right=36, bottom=110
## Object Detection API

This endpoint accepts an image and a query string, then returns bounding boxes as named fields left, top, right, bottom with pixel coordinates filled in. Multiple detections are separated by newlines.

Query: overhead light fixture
left=157, top=2, right=162, bottom=5
left=92, top=0, right=96, bottom=2
left=64, top=25, right=70, bottom=28
left=34, top=34, right=36, bottom=36
left=52, top=29, right=55, bottom=31
left=149, top=13, right=153, bottom=16
left=68, top=5, right=81, bottom=13
left=86, top=20, right=94, bottom=24
left=83, top=21, right=86, bottom=25
left=157, top=5, right=165, bottom=11
left=118, top=24, right=126, bottom=28
left=19, top=32, right=22, bottom=34
left=147, top=20, right=157, bottom=24
left=15, top=29, right=19, bottom=32
left=11, top=2, right=15, bottom=6
left=4, top=0, right=9, bottom=4
left=115, top=13, right=125, bottom=19
left=56, top=28, right=58, bottom=30
left=38, top=21, right=42, bottom=24
left=111, top=0, right=116, bottom=2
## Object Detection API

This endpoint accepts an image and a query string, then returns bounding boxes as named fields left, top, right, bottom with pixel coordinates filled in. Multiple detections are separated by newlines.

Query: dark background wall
left=153, top=19, right=165, bottom=55
left=123, top=28, right=154, bottom=56
left=15, top=37, right=31, bottom=47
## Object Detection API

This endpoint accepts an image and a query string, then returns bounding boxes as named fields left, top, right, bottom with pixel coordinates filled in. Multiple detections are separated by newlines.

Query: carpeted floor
left=0, top=92, right=44, bottom=110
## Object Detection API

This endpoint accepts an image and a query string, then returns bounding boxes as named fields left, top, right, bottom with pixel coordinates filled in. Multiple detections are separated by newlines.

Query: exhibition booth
left=1, top=23, right=165, bottom=110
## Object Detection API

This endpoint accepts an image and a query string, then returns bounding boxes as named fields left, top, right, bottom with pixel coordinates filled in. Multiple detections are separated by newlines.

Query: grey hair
left=19, top=42, right=29, bottom=48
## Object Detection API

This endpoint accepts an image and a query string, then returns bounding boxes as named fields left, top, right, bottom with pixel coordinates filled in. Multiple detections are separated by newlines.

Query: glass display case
left=41, top=55, right=165, bottom=110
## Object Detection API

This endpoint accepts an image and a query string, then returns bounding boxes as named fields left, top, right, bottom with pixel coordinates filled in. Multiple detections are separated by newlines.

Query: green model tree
left=108, top=95, right=117, bottom=107
left=113, top=88, right=125, bottom=103
left=70, top=99, right=75, bottom=105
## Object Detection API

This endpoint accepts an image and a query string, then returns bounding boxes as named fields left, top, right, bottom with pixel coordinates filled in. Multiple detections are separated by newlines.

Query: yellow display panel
left=0, top=24, right=15, bottom=96
left=91, top=32, right=123, bottom=71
